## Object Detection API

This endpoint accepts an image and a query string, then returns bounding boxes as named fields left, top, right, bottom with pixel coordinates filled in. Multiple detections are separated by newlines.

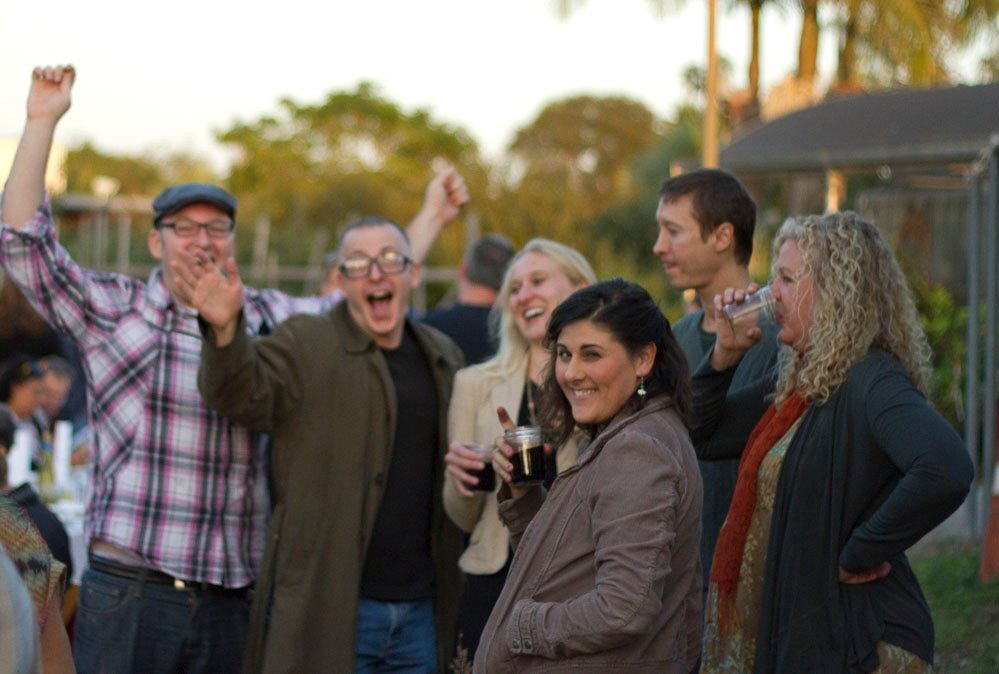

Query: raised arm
left=405, top=166, right=469, bottom=264
left=2, top=66, right=74, bottom=229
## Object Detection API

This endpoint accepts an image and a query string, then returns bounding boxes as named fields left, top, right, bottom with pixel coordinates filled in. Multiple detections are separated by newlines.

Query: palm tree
left=740, top=0, right=789, bottom=110
left=800, top=0, right=999, bottom=89
left=797, top=0, right=821, bottom=82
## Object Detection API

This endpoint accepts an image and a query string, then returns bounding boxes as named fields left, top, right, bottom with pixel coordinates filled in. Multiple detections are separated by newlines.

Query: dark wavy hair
left=538, top=278, right=691, bottom=445
left=0, top=354, right=43, bottom=403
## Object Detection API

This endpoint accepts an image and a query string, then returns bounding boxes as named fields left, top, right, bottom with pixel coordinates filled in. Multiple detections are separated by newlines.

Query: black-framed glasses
left=339, top=249, right=412, bottom=279
left=156, top=217, right=234, bottom=239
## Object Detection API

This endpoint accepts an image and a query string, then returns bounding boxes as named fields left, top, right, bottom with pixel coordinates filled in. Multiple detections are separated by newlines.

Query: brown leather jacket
left=474, top=397, right=703, bottom=673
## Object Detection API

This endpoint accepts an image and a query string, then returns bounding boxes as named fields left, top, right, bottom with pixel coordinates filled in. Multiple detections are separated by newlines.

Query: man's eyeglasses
left=339, top=249, right=412, bottom=280
left=157, top=217, right=234, bottom=239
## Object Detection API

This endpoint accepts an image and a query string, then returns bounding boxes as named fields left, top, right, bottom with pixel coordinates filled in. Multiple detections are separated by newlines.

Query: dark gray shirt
left=672, top=309, right=779, bottom=592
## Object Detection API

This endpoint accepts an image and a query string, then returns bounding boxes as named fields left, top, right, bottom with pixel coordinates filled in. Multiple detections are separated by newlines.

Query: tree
left=65, top=142, right=166, bottom=196
left=835, top=0, right=947, bottom=86
left=797, top=0, right=821, bottom=82
left=797, top=0, right=999, bottom=89
left=218, top=83, right=496, bottom=268
left=506, top=95, right=663, bottom=253
left=740, top=0, right=788, bottom=104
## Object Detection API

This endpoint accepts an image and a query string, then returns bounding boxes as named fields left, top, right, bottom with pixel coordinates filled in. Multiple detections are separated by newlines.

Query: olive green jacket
left=199, top=302, right=464, bottom=674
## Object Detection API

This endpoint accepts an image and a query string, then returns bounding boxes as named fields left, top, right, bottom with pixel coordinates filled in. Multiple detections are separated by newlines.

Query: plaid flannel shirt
left=0, top=201, right=335, bottom=586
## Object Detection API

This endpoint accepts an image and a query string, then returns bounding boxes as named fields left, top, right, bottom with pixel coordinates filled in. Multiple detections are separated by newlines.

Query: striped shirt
left=0, top=201, right=335, bottom=587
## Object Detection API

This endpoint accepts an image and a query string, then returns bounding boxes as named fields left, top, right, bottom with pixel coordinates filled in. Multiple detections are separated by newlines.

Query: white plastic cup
left=53, top=421, right=73, bottom=489
left=6, top=429, right=34, bottom=488
left=722, top=286, right=775, bottom=329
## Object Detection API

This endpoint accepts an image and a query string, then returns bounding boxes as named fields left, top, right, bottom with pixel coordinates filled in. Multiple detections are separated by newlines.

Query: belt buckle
left=173, top=578, right=186, bottom=590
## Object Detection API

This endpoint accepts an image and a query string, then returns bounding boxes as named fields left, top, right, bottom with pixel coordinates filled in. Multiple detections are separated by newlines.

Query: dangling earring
left=636, top=376, right=647, bottom=399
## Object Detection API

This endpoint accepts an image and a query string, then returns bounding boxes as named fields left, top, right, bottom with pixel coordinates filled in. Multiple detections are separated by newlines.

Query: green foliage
left=911, top=541, right=999, bottom=673
left=65, top=142, right=165, bottom=195
left=65, top=143, right=220, bottom=196
left=505, top=94, right=667, bottom=280
left=585, top=106, right=701, bottom=286
left=509, top=95, right=662, bottom=213
left=910, top=278, right=968, bottom=430
left=218, top=82, right=495, bottom=270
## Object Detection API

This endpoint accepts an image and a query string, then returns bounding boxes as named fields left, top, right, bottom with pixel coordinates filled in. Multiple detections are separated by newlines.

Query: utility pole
left=703, top=0, right=719, bottom=168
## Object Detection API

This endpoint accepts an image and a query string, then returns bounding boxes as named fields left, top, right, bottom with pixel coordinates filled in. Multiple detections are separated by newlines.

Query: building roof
left=720, top=82, right=999, bottom=173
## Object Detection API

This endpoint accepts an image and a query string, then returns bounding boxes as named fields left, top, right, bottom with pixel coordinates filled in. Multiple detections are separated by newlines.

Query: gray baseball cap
left=152, top=183, right=237, bottom=225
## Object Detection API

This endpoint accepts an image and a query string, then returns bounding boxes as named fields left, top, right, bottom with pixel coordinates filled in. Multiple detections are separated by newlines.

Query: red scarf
left=709, top=390, right=809, bottom=636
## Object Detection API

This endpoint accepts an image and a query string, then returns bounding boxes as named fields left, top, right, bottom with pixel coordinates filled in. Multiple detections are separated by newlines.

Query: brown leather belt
left=88, top=555, right=252, bottom=599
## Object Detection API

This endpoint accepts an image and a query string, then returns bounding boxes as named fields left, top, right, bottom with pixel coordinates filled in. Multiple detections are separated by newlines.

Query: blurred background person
left=697, top=212, right=973, bottom=672
left=423, top=234, right=515, bottom=365
left=0, top=279, right=61, bottom=364
left=35, top=358, right=71, bottom=431
left=0, top=356, right=45, bottom=468
left=443, top=239, right=594, bottom=665
left=0, top=405, right=73, bottom=583
left=653, top=168, right=779, bottom=605
left=0, top=542, right=40, bottom=674
left=0, top=407, right=74, bottom=673
left=477, top=279, right=702, bottom=673
left=0, top=281, right=87, bottom=464
left=319, top=249, right=340, bottom=297
left=36, top=357, right=89, bottom=468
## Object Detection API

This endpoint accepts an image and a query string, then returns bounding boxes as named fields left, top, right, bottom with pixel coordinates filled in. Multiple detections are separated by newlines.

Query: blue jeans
left=356, top=597, right=437, bottom=673
left=72, top=565, right=250, bottom=674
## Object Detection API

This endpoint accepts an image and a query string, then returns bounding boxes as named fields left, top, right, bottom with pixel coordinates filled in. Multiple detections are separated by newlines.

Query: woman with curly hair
left=695, top=212, right=973, bottom=673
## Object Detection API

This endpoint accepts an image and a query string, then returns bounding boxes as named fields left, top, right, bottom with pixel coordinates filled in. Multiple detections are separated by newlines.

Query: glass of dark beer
left=465, top=443, right=496, bottom=492
left=503, top=425, right=546, bottom=485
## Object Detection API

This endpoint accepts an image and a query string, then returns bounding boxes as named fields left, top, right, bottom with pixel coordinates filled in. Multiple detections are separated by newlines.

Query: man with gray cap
left=1, top=64, right=468, bottom=673
left=422, top=234, right=514, bottom=364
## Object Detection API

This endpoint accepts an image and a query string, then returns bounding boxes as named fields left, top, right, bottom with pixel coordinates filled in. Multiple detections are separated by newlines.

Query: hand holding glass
left=722, top=286, right=775, bottom=329
left=502, top=426, right=546, bottom=485
left=464, top=443, right=496, bottom=492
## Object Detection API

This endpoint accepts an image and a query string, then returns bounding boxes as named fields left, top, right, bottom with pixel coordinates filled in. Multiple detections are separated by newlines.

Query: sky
left=0, top=0, right=988, bottom=173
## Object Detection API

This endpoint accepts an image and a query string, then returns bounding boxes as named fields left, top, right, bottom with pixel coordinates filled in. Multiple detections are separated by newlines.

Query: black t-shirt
left=422, top=303, right=495, bottom=365
left=360, top=326, right=440, bottom=601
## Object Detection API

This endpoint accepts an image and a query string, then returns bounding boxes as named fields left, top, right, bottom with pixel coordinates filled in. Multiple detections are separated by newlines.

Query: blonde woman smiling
left=443, top=239, right=595, bottom=664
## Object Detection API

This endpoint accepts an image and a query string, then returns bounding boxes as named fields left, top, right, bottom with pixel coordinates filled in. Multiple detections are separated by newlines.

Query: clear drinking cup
left=722, top=286, right=775, bottom=329
left=464, top=443, right=496, bottom=492
left=502, top=426, right=546, bottom=485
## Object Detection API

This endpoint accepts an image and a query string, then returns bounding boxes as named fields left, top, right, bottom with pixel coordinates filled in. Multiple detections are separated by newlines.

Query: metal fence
left=964, top=137, right=999, bottom=553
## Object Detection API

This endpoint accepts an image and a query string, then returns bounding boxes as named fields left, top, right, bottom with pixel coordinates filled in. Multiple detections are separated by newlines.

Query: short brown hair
left=660, top=169, right=756, bottom=265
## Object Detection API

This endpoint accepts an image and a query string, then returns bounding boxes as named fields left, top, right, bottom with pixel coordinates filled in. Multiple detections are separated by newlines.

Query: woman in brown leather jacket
left=476, top=279, right=703, bottom=674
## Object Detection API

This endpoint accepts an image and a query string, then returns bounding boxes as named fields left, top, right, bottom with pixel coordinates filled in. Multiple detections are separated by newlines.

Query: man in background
left=652, top=168, right=779, bottom=598
left=423, top=234, right=514, bottom=364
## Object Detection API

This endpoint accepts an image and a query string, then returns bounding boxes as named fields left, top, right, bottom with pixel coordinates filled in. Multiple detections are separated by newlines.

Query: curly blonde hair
left=773, top=212, right=930, bottom=404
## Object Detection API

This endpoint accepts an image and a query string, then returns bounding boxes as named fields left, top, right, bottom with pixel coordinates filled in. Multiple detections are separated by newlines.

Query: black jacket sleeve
left=837, top=365, right=973, bottom=572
